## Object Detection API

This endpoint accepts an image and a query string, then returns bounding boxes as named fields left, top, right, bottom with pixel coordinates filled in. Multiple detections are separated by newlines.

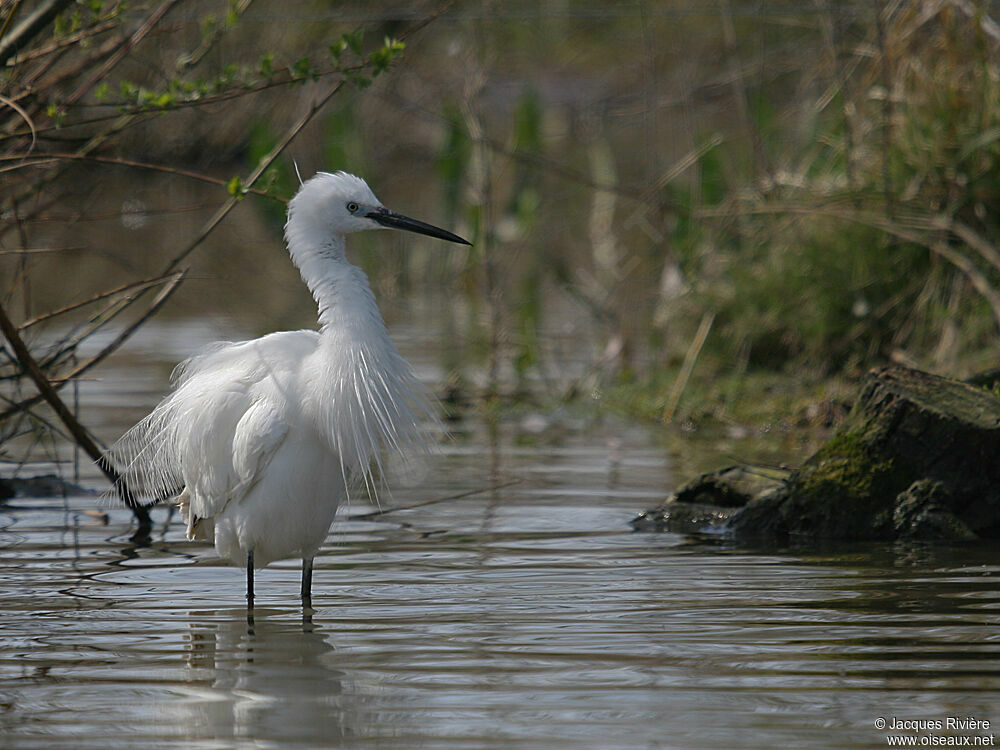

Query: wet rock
left=965, top=366, right=1000, bottom=391
left=631, top=500, right=740, bottom=534
left=893, top=479, right=977, bottom=542
left=676, top=465, right=788, bottom=508
left=636, top=366, right=1000, bottom=542
left=632, top=466, right=787, bottom=534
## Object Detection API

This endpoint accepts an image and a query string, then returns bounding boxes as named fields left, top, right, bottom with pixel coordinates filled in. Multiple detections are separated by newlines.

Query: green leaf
left=329, top=39, right=347, bottom=62
left=151, top=92, right=175, bottom=109
left=225, top=0, right=240, bottom=27
left=347, top=72, right=371, bottom=90
left=227, top=176, right=244, bottom=197
left=46, top=103, right=64, bottom=127
left=343, top=31, right=363, bottom=56
left=290, top=56, right=313, bottom=81
left=201, top=15, right=217, bottom=40
left=370, top=37, right=405, bottom=75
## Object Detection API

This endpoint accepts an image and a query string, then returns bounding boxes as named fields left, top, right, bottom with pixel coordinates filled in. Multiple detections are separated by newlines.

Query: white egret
left=107, top=171, right=470, bottom=607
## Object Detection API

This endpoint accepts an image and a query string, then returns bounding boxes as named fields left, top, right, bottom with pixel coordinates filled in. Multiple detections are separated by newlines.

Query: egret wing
left=229, top=397, right=289, bottom=501
left=175, top=394, right=288, bottom=540
left=107, top=331, right=319, bottom=506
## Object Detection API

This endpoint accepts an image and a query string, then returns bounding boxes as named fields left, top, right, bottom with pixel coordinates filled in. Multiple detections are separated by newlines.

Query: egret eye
left=346, top=201, right=359, bottom=214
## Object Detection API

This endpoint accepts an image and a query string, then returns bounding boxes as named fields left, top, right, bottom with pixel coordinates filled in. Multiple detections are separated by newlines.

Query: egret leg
left=247, top=550, right=255, bottom=609
left=301, top=557, right=313, bottom=607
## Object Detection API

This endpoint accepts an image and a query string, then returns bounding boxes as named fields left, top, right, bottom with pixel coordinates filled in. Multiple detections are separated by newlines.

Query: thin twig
left=875, top=0, right=896, bottom=220
left=18, top=272, right=182, bottom=330
left=349, top=479, right=522, bottom=520
left=0, top=0, right=24, bottom=43
left=0, top=152, right=288, bottom=200
left=0, top=0, right=75, bottom=65
left=662, top=312, right=714, bottom=424
left=0, top=298, right=121, bottom=484
left=59, top=0, right=183, bottom=112
left=0, top=246, right=86, bottom=256
left=0, top=271, right=187, bottom=423
left=5, top=16, right=118, bottom=65
left=0, top=94, right=36, bottom=159
left=13, top=21, right=124, bottom=100
left=718, top=0, right=770, bottom=180
left=175, top=0, right=254, bottom=70
left=160, top=84, right=347, bottom=275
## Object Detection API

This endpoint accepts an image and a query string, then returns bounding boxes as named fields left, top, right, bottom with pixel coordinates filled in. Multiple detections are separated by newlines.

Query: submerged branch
left=0, top=296, right=149, bottom=526
left=349, top=479, right=522, bottom=520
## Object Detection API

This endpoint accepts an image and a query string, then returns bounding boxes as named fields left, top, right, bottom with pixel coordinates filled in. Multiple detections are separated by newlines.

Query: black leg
left=247, top=550, right=255, bottom=609
left=301, top=556, right=313, bottom=607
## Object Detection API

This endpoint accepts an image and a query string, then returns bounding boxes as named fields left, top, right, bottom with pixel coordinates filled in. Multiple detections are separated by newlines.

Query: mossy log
left=636, top=366, right=1000, bottom=542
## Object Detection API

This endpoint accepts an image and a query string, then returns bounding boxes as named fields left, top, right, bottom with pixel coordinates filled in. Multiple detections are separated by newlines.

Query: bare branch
left=0, top=271, right=187, bottom=423
left=0, top=94, right=36, bottom=159
left=0, top=152, right=287, bottom=201
left=59, top=0, right=183, bottom=112
left=0, top=296, right=118, bottom=479
left=18, top=272, right=183, bottom=330
left=0, top=0, right=75, bottom=65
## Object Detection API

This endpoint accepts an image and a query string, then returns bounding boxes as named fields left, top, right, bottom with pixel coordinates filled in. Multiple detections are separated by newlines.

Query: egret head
left=287, top=171, right=470, bottom=246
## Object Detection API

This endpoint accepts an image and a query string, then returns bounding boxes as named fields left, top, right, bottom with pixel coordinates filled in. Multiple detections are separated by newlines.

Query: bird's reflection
left=180, top=610, right=348, bottom=744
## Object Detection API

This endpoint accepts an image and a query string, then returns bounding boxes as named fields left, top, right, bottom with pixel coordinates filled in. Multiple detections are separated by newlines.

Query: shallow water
left=2, top=411, right=1000, bottom=749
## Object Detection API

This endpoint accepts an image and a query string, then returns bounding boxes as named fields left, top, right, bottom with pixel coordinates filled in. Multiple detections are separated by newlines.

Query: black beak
left=365, top=206, right=471, bottom=245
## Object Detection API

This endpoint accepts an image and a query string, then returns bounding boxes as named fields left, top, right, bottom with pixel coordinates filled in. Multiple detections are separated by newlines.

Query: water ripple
left=1, top=442, right=999, bottom=749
